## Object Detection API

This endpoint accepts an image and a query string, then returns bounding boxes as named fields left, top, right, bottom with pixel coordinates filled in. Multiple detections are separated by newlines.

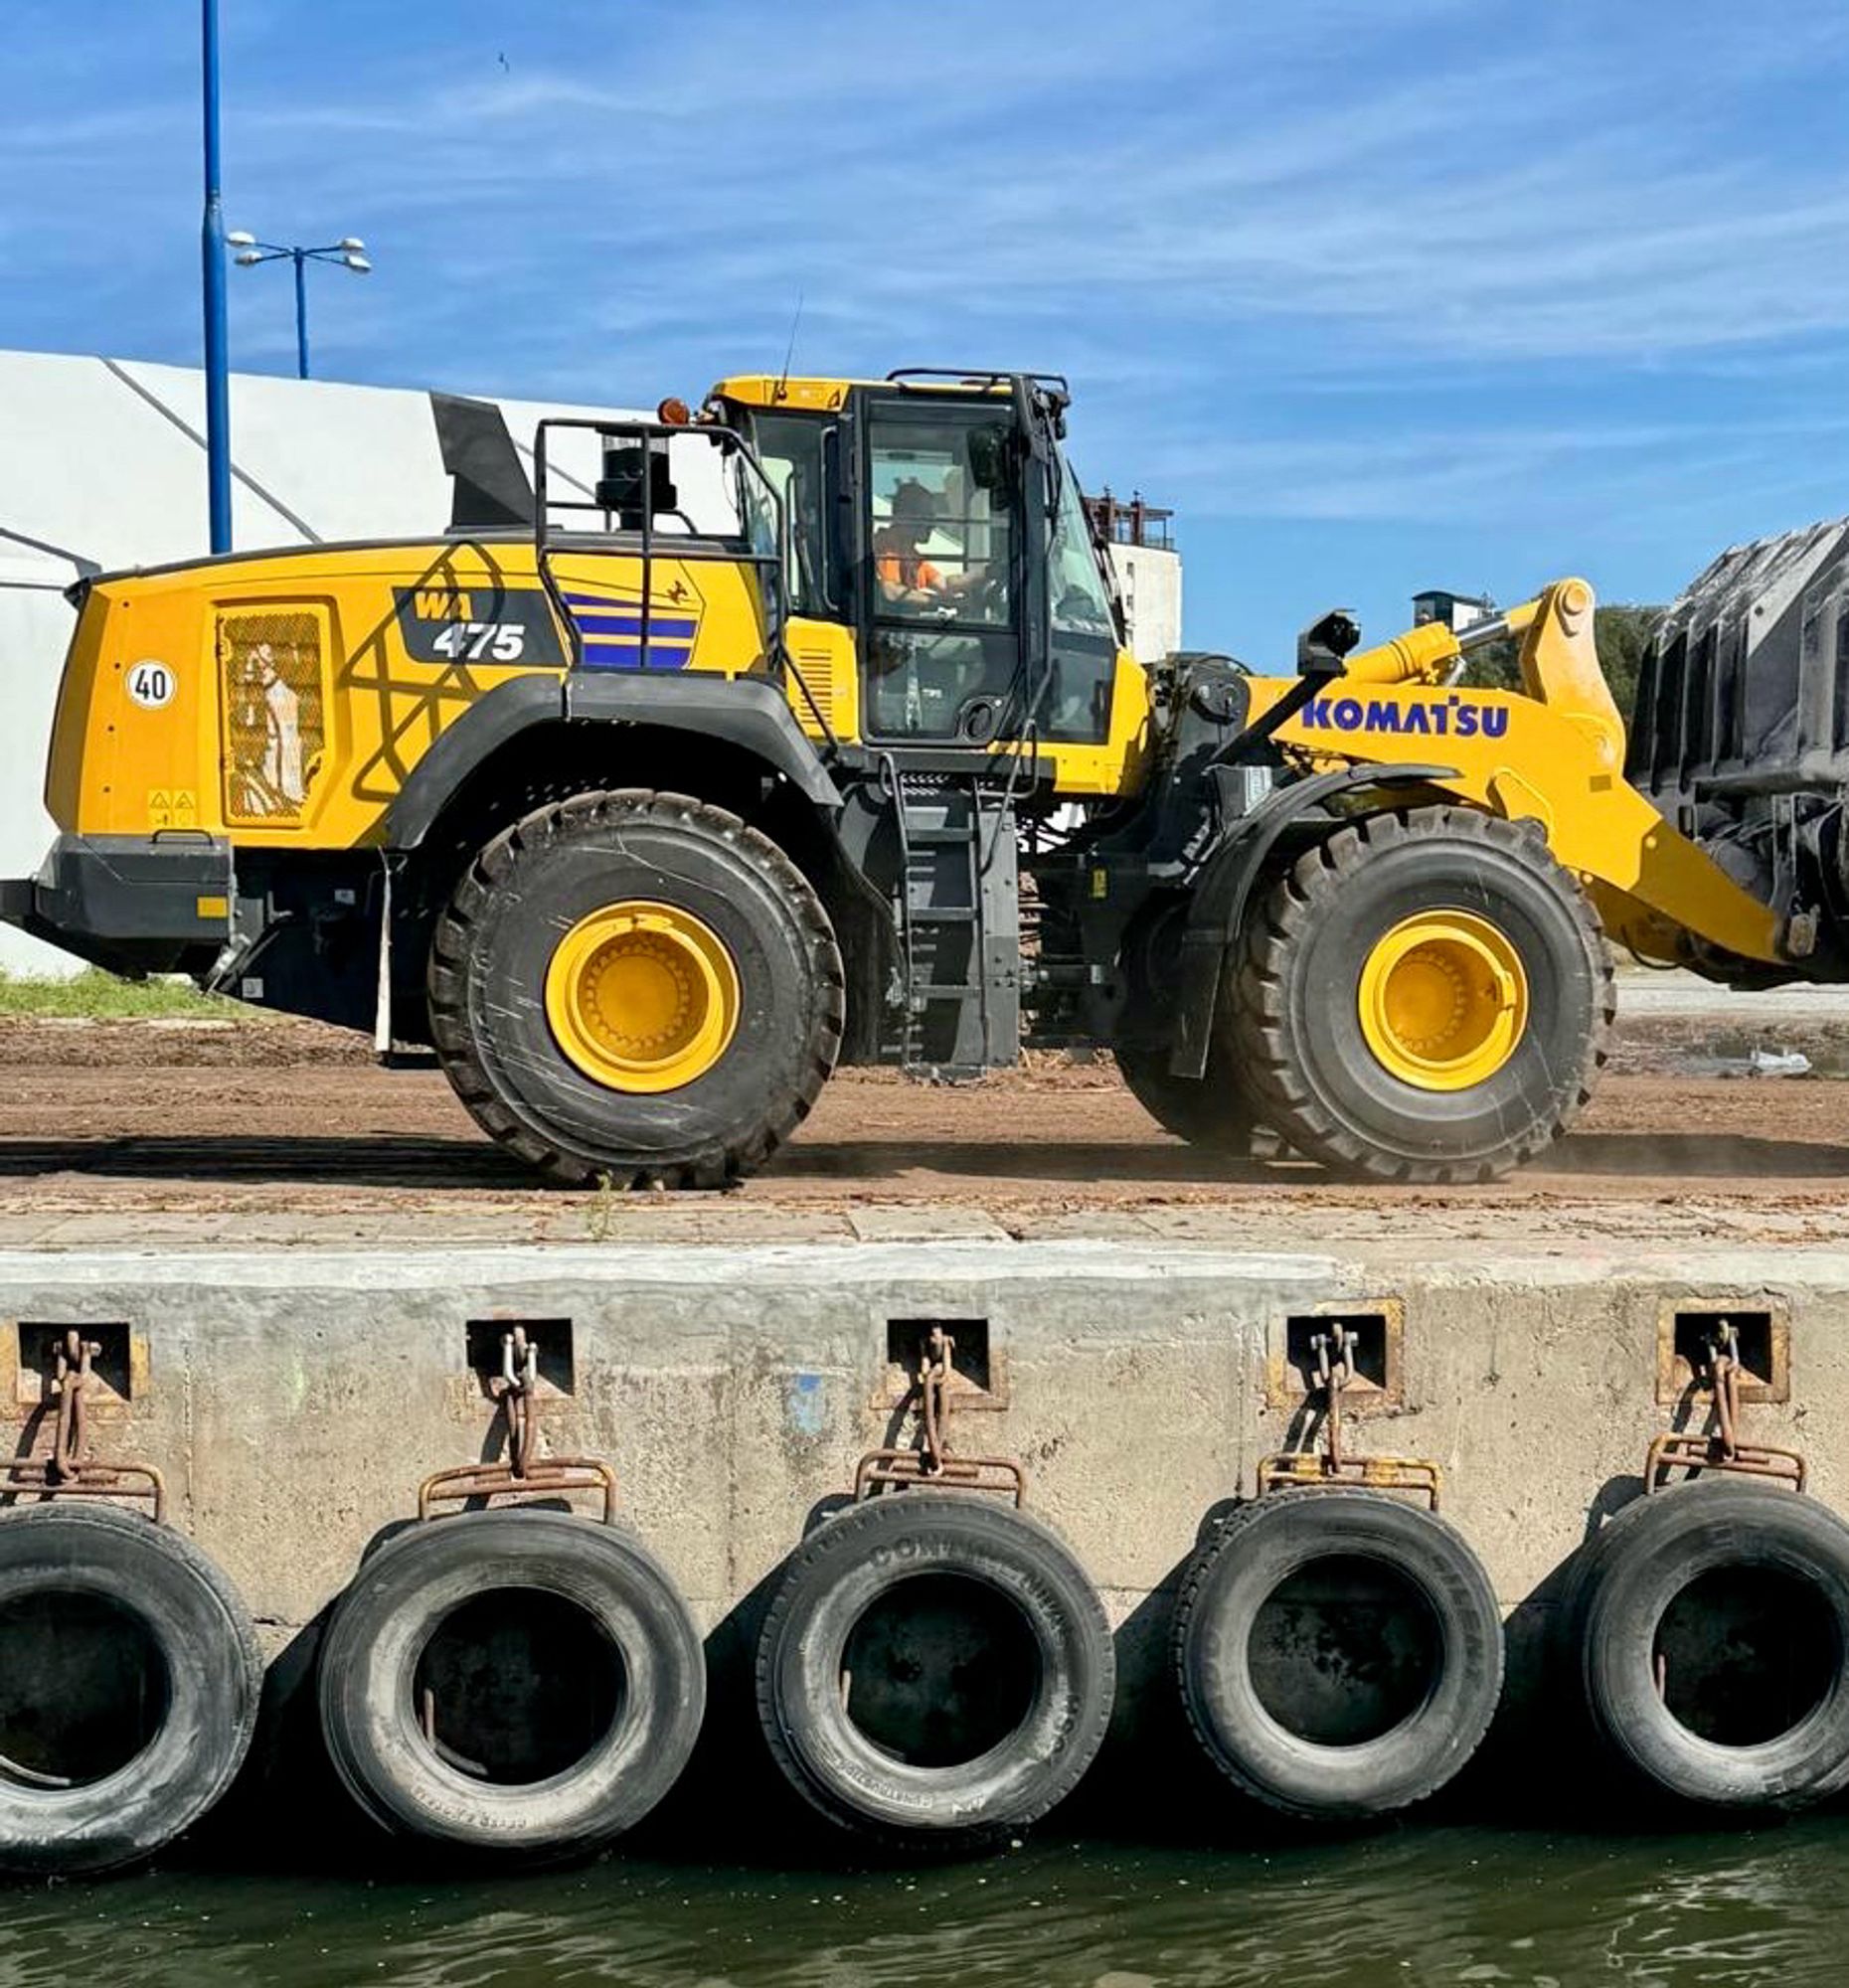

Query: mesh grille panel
left=789, top=639, right=854, bottom=742
left=217, top=609, right=326, bottom=824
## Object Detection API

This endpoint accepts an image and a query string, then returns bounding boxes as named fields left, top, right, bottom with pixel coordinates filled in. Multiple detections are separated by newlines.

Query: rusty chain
left=1312, top=1323, right=1353, bottom=1475
left=1646, top=1318, right=1805, bottom=1492
left=0, top=1329, right=165, bottom=1520
left=417, top=1326, right=618, bottom=1523
left=50, top=1331, right=95, bottom=1486
left=855, top=1325, right=1026, bottom=1505
left=496, top=1325, right=541, bottom=1482
left=1259, top=1321, right=1441, bottom=1508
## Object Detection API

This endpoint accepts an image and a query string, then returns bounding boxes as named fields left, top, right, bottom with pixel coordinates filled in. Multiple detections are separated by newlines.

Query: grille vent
left=217, top=609, right=327, bottom=824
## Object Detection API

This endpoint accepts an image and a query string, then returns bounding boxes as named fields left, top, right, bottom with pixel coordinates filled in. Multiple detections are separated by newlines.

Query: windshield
left=1049, top=455, right=1119, bottom=638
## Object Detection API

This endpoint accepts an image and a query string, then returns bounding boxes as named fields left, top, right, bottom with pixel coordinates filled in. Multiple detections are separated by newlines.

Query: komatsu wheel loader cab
left=0, top=368, right=1803, bottom=1188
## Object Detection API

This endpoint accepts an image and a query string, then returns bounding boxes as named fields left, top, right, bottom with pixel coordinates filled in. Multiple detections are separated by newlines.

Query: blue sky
left=6, top=0, right=1849, bottom=661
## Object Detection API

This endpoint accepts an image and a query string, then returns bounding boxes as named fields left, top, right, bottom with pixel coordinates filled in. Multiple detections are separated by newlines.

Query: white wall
left=0, top=351, right=652, bottom=974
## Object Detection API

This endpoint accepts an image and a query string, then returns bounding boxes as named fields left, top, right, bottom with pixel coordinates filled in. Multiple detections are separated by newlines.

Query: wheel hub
left=544, top=901, right=741, bottom=1093
left=1357, top=911, right=1528, bottom=1090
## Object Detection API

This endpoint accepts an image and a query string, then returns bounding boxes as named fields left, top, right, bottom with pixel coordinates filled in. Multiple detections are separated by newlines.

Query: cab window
left=749, top=412, right=835, bottom=615
left=863, top=407, right=1021, bottom=741
left=1049, top=465, right=1117, bottom=637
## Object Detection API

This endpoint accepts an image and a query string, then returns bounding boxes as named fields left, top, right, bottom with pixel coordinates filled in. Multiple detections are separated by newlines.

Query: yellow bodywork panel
left=712, top=375, right=856, bottom=414
left=784, top=616, right=861, bottom=744
left=1246, top=579, right=1784, bottom=967
left=49, top=539, right=763, bottom=848
left=48, top=534, right=1153, bottom=847
left=711, top=374, right=1015, bottom=413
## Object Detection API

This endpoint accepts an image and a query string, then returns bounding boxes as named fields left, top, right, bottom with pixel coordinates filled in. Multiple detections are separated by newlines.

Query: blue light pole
left=225, top=235, right=373, bottom=380
left=201, top=0, right=232, bottom=553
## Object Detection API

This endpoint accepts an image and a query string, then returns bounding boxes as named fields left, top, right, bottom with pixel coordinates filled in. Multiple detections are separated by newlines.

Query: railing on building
left=1085, top=489, right=1174, bottom=552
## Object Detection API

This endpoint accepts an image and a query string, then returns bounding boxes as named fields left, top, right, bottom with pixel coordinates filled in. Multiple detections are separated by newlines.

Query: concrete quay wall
left=0, top=1237, right=1839, bottom=1746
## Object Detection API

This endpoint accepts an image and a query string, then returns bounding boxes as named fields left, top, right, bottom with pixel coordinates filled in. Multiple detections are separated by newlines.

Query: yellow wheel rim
left=1357, top=911, right=1528, bottom=1091
left=544, top=900, right=741, bottom=1094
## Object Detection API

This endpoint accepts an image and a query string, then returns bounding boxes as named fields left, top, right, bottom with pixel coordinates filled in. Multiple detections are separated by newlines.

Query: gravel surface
left=0, top=1016, right=1844, bottom=1245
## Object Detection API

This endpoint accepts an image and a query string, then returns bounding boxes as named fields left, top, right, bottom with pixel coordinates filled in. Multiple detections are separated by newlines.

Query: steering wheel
left=965, top=570, right=1007, bottom=614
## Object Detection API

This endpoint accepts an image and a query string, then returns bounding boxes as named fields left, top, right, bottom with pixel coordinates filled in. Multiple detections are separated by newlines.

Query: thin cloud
left=5, top=0, right=1847, bottom=653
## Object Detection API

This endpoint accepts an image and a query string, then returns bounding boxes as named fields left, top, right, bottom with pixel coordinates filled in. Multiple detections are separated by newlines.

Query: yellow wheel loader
left=0, top=371, right=1809, bottom=1186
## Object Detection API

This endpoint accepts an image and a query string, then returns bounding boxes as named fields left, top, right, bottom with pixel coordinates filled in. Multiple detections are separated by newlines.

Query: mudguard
left=386, top=671, right=841, bottom=850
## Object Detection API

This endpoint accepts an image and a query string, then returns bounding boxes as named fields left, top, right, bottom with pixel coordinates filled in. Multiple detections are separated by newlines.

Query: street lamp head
left=226, top=231, right=256, bottom=248
left=234, top=249, right=263, bottom=266
left=343, top=254, right=373, bottom=274
left=337, top=237, right=366, bottom=252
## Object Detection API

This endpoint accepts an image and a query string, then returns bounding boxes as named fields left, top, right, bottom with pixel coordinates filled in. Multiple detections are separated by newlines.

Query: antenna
left=775, top=288, right=804, bottom=402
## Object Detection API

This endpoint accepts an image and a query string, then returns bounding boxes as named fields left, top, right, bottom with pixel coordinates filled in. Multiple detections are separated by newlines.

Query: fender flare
left=1168, top=761, right=1455, bottom=1077
left=386, top=671, right=841, bottom=851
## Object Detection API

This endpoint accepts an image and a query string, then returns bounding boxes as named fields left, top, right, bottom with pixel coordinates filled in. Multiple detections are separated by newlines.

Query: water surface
left=3, top=1819, right=1840, bottom=1987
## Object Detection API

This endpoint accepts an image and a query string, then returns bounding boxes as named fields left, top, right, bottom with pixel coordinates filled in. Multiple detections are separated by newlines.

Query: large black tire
left=428, top=789, right=844, bottom=1187
left=756, top=1493, right=1115, bottom=1844
left=1557, top=1481, right=1849, bottom=1809
left=1228, top=806, right=1614, bottom=1182
left=1172, top=1489, right=1503, bottom=1820
left=317, top=1508, right=706, bottom=1856
left=1113, top=903, right=1256, bottom=1153
left=0, top=1503, right=261, bottom=1876
left=1115, top=1041, right=1256, bottom=1153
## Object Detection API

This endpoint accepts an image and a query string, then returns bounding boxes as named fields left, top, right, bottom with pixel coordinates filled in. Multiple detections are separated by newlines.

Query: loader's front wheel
left=1115, top=1040, right=1255, bottom=1153
left=428, top=790, right=844, bottom=1188
left=1113, top=904, right=1256, bottom=1154
left=1228, top=807, right=1613, bottom=1183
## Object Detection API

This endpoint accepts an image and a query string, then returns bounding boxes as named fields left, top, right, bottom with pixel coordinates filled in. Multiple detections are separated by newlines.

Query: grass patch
left=0, top=970, right=248, bottom=1021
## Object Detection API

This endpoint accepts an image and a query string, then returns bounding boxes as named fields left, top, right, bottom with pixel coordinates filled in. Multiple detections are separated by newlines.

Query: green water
left=7, top=1821, right=1845, bottom=1987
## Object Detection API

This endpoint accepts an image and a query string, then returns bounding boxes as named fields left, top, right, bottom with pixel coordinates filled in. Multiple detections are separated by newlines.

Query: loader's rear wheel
left=1228, top=807, right=1613, bottom=1183
left=428, top=790, right=844, bottom=1188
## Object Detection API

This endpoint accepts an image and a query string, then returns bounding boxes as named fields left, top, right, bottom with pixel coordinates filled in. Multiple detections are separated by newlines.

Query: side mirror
left=1297, top=608, right=1361, bottom=677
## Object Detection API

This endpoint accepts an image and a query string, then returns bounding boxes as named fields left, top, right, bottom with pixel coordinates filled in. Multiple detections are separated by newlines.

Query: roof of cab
left=710, top=374, right=1023, bottom=413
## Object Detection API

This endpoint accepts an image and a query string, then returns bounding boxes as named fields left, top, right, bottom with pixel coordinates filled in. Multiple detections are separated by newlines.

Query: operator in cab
left=875, top=479, right=994, bottom=613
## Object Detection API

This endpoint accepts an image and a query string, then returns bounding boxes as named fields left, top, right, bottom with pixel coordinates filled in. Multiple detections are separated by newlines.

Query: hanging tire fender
left=1171, top=1488, right=1504, bottom=1819
left=756, top=1492, right=1115, bottom=1843
left=1558, top=1480, right=1849, bottom=1808
left=0, top=1502, right=262, bottom=1877
left=316, top=1507, right=706, bottom=1856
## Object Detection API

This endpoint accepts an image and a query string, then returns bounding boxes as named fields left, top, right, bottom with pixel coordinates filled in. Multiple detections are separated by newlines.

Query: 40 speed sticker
left=125, top=659, right=177, bottom=709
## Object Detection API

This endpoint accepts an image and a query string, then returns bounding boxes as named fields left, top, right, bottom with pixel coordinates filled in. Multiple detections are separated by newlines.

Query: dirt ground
left=0, top=1015, right=1845, bottom=1244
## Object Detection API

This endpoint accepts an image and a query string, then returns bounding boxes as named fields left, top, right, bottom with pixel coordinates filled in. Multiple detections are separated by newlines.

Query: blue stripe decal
left=580, top=642, right=695, bottom=671
left=573, top=612, right=699, bottom=639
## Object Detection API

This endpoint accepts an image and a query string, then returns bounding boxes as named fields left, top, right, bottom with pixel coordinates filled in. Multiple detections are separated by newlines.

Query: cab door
left=853, top=394, right=1029, bottom=746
